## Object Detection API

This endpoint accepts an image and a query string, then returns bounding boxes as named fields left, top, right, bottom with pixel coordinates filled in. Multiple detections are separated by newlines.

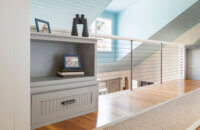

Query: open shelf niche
left=30, top=33, right=97, bottom=87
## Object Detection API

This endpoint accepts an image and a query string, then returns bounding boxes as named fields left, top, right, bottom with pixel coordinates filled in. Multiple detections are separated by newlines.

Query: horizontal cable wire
left=97, top=38, right=182, bottom=90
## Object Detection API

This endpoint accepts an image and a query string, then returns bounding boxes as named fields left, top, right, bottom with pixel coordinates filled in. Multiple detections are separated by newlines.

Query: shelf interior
left=31, top=40, right=95, bottom=78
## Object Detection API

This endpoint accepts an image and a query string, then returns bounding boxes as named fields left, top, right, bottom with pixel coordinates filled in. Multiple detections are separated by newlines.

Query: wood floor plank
left=36, top=80, right=200, bottom=130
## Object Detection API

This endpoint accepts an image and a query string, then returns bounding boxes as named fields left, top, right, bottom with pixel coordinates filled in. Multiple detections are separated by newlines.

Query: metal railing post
left=160, top=43, right=163, bottom=84
left=131, top=40, right=133, bottom=90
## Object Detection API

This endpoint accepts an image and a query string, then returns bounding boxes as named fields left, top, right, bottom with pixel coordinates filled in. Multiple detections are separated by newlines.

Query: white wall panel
left=186, top=48, right=200, bottom=80
left=0, top=0, right=30, bottom=130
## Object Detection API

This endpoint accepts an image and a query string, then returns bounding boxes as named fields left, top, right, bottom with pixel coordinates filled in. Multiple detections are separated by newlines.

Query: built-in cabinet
left=30, top=33, right=98, bottom=129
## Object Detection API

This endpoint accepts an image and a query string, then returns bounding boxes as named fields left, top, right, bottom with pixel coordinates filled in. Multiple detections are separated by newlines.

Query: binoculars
left=71, top=14, right=89, bottom=37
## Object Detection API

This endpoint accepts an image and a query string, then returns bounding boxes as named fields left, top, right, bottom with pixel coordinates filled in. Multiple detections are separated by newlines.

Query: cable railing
left=92, top=34, right=185, bottom=94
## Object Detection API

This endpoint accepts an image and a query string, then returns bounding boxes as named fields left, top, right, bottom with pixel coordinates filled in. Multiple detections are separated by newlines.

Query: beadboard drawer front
left=32, top=86, right=97, bottom=125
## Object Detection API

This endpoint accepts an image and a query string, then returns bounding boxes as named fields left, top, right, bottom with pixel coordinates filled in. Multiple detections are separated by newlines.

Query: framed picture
left=64, top=55, right=81, bottom=69
left=35, top=18, right=51, bottom=33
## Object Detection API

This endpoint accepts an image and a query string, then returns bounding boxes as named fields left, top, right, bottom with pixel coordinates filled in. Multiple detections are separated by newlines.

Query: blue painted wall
left=97, top=11, right=118, bottom=64
left=116, top=0, right=198, bottom=60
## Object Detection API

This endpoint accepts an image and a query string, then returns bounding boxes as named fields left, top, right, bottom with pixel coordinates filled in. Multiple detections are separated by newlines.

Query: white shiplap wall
left=132, top=45, right=180, bottom=84
left=97, top=45, right=183, bottom=89
left=30, top=0, right=112, bottom=30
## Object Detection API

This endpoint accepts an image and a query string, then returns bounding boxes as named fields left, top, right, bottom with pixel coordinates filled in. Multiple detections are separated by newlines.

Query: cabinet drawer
left=32, top=86, right=97, bottom=125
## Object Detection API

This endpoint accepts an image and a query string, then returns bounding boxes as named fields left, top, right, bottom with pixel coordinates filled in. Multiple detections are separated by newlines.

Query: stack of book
left=57, top=69, right=84, bottom=77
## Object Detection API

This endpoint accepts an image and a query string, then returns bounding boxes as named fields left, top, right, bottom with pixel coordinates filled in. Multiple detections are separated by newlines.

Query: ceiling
left=105, top=0, right=140, bottom=13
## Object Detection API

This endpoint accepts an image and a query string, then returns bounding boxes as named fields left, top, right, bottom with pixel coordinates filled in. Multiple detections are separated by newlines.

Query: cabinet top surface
left=31, top=32, right=98, bottom=44
left=31, top=76, right=97, bottom=87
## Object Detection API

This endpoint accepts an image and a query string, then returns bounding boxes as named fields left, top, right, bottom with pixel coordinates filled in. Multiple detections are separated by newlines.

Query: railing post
left=131, top=40, right=133, bottom=90
left=160, top=43, right=163, bottom=84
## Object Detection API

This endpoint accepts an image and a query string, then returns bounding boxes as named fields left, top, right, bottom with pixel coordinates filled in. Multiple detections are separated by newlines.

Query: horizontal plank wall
left=132, top=45, right=180, bottom=83
left=0, top=0, right=30, bottom=130
left=30, top=0, right=112, bottom=30
left=97, top=45, right=181, bottom=88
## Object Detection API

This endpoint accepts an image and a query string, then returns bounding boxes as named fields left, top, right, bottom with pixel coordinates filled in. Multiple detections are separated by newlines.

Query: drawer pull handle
left=61, top=99, right=75, bottom=105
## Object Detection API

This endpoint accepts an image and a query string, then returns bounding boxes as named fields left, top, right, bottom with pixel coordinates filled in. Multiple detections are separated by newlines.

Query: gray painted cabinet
left=30, top=33, right=98, bottom=129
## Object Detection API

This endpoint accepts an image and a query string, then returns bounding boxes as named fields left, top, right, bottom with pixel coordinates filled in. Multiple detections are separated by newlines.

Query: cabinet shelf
left=31, top=32, right=97, bottom=44
left=31, top=75, right=96, bottom=87
left=30, top=32, right=97, bottom=80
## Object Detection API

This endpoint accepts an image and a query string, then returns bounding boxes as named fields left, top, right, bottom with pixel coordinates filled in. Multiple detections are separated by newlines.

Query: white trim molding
left=0, top=0, right=30, bottom=130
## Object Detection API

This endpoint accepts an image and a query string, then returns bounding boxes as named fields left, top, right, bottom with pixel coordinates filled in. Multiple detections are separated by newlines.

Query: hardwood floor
left=36, top=80, right=200, bottom=130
